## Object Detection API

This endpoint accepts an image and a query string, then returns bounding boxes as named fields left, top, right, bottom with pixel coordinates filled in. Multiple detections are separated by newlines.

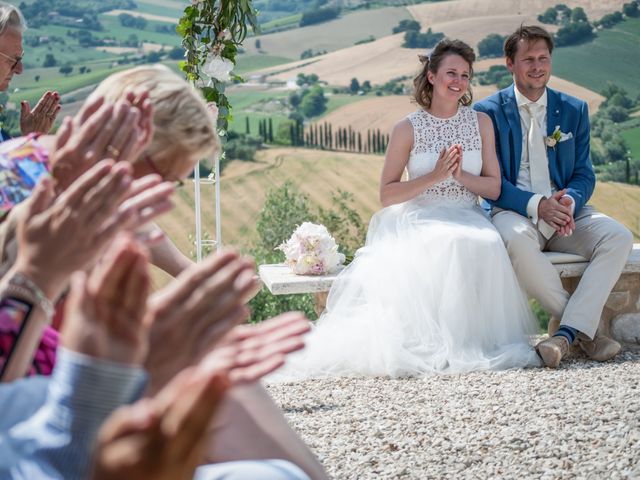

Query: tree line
left=249, top=117, right=389, bottom=155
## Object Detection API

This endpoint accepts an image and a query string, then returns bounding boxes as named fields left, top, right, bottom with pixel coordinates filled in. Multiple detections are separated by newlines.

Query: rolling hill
left=251, top=0, right=628, bottom=88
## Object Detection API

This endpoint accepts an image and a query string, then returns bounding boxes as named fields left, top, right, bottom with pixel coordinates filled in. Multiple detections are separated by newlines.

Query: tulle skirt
left=271, top=198, right=541, bottom=380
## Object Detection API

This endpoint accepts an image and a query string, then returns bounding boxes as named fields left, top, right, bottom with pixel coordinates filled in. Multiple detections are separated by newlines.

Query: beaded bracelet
left=3, top=273, right=55, bottom=321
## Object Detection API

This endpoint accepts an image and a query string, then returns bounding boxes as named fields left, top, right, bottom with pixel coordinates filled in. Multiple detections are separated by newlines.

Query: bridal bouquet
left=278, top=222, right=345, bottom=275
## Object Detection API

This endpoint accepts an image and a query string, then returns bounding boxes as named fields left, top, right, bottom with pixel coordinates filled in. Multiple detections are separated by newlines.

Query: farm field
left=97, top=14, right=180, bottom=47
left=240, top=6, right=413, bottom=59
left=235, top=55, right=294, bottom=75
left=253, top=33, right=417, bottom=87
left=250, top=0, right=628, bottom=88
left=552, top=17, right=640, bottom=98
left=123, top=0, right=184, bottom=19
left=9, top=61, right=132, bottom=106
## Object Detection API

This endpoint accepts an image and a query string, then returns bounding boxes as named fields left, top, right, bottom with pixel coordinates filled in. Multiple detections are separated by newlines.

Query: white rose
left=203, top=55, right=234, bottom=82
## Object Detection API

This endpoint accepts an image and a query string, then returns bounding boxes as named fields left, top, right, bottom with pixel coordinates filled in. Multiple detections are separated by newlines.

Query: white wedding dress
left=273, top=106, right=541, bottom=380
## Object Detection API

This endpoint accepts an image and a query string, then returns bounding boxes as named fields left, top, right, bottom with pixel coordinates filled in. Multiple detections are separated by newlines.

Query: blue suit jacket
left=474, top=84, right=595, bottom=217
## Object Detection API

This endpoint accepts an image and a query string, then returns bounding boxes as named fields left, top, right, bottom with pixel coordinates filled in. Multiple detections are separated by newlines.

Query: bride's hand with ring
left=432, top=145, right=460, bottom=183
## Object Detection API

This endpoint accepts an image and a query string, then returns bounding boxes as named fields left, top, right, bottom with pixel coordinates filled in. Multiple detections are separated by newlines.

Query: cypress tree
left=328, top=124, right=333, bottom=149
left=358, top=132, right=362, bottom=152
left=245, top=117, right=250, bottom=134
left=268, top=118, right=273, bottom=143
left=289, top=124, right=295, bottom=145
left=298, top=119, right=304, bottom=146
left=367, top=129, right=372, bottom=153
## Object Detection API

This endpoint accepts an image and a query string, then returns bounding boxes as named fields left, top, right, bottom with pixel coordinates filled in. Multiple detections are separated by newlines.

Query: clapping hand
left=61, top=235, right=150, bottom=365
left=13, top=161, right=173, bottom=301
left=433, top=145, right=461, bottom=182
left=143, top=250, right=261, bottom=394
left=20, top=91, right=61, bottom=135
left=93, top=368, right=228, bottom=480
left=92, top=313, right=309, bottom=480
left=52, top=94, right=153, bottom=191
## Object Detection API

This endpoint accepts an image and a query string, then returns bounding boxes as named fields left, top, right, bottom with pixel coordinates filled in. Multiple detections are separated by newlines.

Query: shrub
left=392, top=19, right=420, bottom=34
left=478, top=33, right=506, bottom=58
left=402, top=28, right=444, bottom=48
left=555, top=21, right=594, bottom=46
left=299, top=7, right=340, bottom=27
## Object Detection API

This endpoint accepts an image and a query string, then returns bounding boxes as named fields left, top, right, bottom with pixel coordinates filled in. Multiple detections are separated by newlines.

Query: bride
left=275, top=39, right=541, bottom=379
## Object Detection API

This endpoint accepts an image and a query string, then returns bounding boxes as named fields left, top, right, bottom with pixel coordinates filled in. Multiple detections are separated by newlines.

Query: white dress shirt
left=514, top=86, right=574, bottom=237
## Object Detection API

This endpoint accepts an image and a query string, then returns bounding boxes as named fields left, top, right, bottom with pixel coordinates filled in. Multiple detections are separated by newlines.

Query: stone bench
left=259, top=244, right=640, bottom=343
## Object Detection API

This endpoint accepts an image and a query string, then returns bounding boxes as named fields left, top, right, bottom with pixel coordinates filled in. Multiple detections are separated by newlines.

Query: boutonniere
left=545, top=126, right=562, bottom=148
left=545, top=126, right=572, bottom=148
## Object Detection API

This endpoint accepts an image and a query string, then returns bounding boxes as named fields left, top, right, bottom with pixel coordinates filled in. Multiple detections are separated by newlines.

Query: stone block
left=611, top=313, right=640, bottom=345
left=605, top=292, right=631, bottom=312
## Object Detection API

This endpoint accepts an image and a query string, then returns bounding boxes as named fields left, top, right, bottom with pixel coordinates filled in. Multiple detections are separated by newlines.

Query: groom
left=474, top=25, right=633, bottom=368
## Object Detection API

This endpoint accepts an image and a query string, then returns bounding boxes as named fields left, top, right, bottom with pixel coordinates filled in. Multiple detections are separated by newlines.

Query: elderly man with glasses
left=0, top=3, right=60, bottom=141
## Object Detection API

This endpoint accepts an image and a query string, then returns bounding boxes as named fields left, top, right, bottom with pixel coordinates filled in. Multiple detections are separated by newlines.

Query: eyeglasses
left=0, top=50, right=23, bottom=70
left=143, top=153, right=184, bottom=188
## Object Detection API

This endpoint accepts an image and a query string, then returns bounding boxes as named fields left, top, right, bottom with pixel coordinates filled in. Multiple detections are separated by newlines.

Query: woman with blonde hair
left=0, top=64, right=218, bottom=277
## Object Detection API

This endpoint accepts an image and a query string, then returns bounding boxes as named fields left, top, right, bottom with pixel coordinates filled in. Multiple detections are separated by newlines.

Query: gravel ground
left=266, top=346, right=640, bottom=479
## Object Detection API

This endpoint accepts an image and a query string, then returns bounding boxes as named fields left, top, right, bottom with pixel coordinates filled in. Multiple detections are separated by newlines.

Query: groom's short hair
left=504, top=25, right=554, bottom=61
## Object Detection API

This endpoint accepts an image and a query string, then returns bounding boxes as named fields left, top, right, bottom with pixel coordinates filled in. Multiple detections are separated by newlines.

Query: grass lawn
left=622, top=126, right=640, bottom=159
left=552, top=18, right=640, bottom=98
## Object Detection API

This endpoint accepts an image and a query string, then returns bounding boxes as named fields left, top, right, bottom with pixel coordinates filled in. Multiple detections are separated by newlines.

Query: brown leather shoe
left=536, top=336, right=570, bottom=368
left=578, top=334, right=621, bottom=362
left=547, top=316, right=560, bottom=336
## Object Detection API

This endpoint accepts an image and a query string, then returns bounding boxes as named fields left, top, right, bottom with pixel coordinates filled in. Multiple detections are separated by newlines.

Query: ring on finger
left=106, top=145, right=121, bottom=158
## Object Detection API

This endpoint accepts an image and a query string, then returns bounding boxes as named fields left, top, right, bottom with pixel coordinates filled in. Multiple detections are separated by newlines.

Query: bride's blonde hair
left=413, top=39, right=476, bottom=109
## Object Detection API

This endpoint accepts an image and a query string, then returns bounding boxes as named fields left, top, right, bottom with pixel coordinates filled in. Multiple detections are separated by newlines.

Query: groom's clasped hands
left=538, top=189, right=576, bottom=236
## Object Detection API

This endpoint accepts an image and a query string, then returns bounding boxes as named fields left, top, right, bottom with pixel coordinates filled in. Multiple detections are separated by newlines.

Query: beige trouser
left=492, top=205, right=633, bottom=339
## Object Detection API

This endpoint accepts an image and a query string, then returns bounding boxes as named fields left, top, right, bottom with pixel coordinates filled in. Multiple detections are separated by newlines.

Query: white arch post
left=193, top=151, right=222, bottom=262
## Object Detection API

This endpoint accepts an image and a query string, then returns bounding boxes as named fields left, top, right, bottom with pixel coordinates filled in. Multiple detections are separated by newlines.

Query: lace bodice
left=406, top=106, right=482, bottom=206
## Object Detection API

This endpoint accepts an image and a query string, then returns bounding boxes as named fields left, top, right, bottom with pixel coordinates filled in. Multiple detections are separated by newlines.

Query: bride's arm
left=452, top=112, right=501, bottom=201
left=380, top=119, right=458, bottom=207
